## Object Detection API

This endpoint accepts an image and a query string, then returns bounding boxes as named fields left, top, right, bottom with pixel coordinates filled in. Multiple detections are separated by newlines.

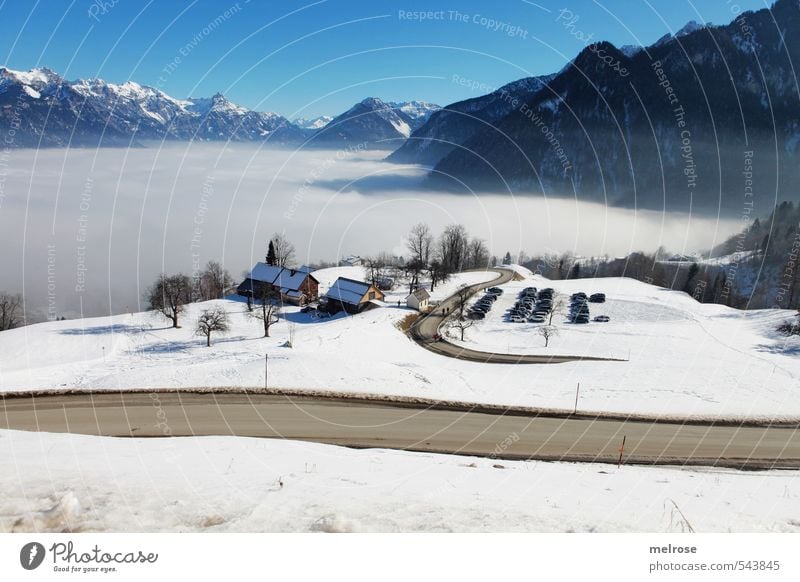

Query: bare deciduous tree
left=364, top=255, right=387, bottom=287
left=437, top=224, right=469, bottom=274
left=250, top=286, right=281, bottom=337
left=147, top=273, right=191, bottom=328
left=0, top=292, right=23, bottom=331
left=427, top=260, right=449, bottom=291
left=448, top=314, right=474, bottom=341
left=197, top=261, right=232, bottom=301
left=444, top=284, right=476, bottom=341
left=272, top=233, right=296, bottom=267
left=196, top=306, right=229, bottom=347
left=548, top=296, right=565, bottom=325
left=467, top=238, right=489, bottom=269
left=538, top=325, right=559, bottom=347
left=406, top=223, right=433, bottom=266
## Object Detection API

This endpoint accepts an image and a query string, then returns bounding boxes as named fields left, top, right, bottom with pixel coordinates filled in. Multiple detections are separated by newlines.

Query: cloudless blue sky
left=0, top=0, right=771, bottom=118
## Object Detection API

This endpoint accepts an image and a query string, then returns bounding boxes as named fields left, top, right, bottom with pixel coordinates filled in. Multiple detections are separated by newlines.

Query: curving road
left=2, top=391, right=799, bottom=469
left=409, top=268, right=625, bottom=364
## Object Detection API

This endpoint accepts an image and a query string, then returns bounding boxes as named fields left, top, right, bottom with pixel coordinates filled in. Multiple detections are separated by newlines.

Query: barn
left=237, top=264, right=319, bottom=305
left=324, top=277, right=385, bottom=314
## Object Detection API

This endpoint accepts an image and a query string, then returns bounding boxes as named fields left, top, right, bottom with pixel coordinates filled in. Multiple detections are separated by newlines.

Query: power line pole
left=264, top=353, right=268, bottom=391
left=573, top=382, right=580, bottom=414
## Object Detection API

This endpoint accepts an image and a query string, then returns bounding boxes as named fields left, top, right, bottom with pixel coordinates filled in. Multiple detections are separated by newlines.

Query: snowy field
left=2, top=429, right=798, bottom=533
left=1, top=269, right=799, bottom=419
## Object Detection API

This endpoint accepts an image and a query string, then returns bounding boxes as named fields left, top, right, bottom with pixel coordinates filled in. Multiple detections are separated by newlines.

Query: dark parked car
left=589, top=293, right=606, bottom=303
left=593, top=315, right=610, bottom=322
left=467, top=311, right=486, bottom=320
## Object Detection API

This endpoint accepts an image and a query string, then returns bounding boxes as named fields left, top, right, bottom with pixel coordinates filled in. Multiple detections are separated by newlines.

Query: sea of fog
left=0, top=143, right=741, bottom=319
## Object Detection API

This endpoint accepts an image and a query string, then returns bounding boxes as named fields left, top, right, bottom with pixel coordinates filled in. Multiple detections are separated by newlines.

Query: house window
left=368, top=291, right=375, bottom=300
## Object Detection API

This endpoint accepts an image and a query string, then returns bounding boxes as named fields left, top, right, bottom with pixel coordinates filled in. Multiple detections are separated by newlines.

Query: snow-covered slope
left=3, top=429, right=798, bottom=532
left=1, top=271, right=799, bottom=419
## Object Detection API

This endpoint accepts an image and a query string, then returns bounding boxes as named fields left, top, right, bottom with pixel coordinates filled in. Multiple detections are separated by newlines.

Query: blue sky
left=0, top=0, right=770, bottom=118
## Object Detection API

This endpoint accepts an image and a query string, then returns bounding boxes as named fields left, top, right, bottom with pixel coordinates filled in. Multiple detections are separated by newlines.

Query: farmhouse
left=324, top=277, right=385, bottom=314
left=237, top=264, right=319, bottom=305
left=406, top=288, right=430, bottom=312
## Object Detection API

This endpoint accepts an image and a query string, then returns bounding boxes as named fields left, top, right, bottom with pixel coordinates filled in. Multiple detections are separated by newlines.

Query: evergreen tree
left=502, top=252, right=512, bottom=265
left=683, top=263, right=699, bottom=294
left=266, top=240, right=277, bottom=265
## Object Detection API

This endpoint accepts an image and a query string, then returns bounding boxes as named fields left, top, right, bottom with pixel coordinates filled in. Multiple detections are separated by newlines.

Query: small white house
left=406, top=288, right=431, bottom=312
left=339, top=255, right=364, bottom=267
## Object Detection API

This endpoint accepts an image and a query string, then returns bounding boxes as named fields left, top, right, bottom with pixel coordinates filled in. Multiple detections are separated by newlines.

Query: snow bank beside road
left=2, top=429, right=798, bottom=533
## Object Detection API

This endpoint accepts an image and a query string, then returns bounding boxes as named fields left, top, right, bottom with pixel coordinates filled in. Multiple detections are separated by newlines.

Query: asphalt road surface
left=2, top=391, right=799, bottom=469
left=409, top=268, right=625, bottom=364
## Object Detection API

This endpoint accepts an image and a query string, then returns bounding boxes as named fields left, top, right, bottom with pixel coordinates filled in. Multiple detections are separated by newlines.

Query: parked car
left=509, top=315, right=526, bottom=323
left=488, top=287, right=504, bottom=295
left=528, top=314, right=546, bottom=323
left=589, top=293, right=606, bottom=303
left=467, top=311, right=486, bottom=320
left=593, top=315, right=610, bottom=322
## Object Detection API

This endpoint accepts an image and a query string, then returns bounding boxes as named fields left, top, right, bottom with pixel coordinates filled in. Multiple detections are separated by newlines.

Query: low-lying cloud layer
left=0, top=143, right=741, bottom=318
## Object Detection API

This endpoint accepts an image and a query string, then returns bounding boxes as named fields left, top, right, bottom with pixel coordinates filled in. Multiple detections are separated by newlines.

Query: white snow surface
left=1, top=271, right=799, bottom=419
left=2, top=429, right=798, bottom=533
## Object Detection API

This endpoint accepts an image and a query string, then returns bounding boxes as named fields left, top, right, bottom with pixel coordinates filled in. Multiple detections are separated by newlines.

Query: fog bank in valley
left=0, top=143, right=741, bottom=318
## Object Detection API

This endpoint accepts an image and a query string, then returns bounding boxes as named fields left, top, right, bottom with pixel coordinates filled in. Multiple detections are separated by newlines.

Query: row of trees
left=148, top=259, right=234, bottom=328
left=400, top=223, right=491, bottom=293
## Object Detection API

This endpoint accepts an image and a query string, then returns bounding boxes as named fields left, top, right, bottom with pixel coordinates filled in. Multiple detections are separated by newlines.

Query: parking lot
left=456, top=275, right=693, bottom=358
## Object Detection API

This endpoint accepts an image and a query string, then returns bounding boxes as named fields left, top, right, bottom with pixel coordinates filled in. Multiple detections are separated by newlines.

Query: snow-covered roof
left=407, top=288, right=430, bottom=301
left=248, top=263, right=284, bottom=284
left=273, top=265, right=315, bottom=290
left=326, top=277, right=373, bottom=306
left=247, top=263, right=315, bottom=291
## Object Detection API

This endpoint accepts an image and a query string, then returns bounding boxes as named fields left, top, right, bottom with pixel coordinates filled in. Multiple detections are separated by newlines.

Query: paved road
left=2, top=392, right=799, bottom=469
left=409, top=268, right=625, bottom=364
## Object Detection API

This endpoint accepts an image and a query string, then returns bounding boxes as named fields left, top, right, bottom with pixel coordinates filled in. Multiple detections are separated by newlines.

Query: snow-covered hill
left=1, top=271, right=798, bottom=419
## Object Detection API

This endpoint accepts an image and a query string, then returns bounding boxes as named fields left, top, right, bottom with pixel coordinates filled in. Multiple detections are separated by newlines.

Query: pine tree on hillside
left=266, top=240, right=277, bottom=265
left=683, top=263, right=699, bottom=294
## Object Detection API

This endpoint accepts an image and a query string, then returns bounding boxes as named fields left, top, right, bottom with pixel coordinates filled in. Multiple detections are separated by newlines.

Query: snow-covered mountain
left=0, top=67, right=440, bottom=148
left=293, top=115, right=334, bottom=130
left=311, top=97, right=429, bottom=146
left=388, top=75, right=553, bottom=165
left=409, top=0, right=800, bottom=213
left=0, top=67, right=302, bottom=146
left=387, top=101, right=440, bottom=129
